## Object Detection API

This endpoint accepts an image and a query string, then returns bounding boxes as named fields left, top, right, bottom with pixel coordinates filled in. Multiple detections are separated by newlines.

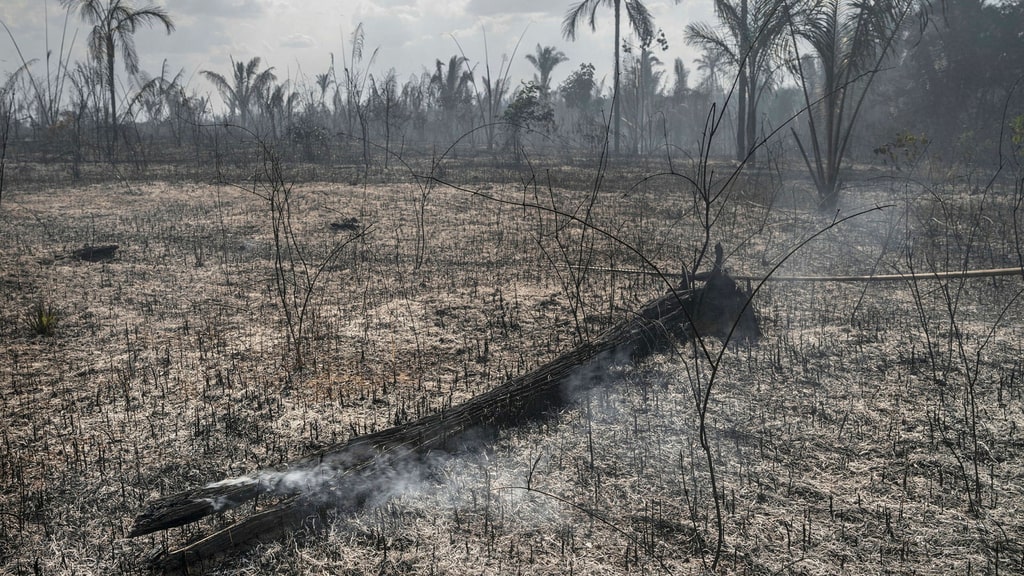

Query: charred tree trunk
left=72, top=244, right=119, bottom=262
left=129, top=266, right=758, bottom=572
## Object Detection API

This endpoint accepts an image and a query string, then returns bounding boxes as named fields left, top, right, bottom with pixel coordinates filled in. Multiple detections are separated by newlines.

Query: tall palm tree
left=61, top=0, right=174, bottom=140
left=786, top=0, right=913, bottom=209
left=562, top=0, right=660, bottom=154
left=686, top=0, right=787, bottom=162
left=671, top=57, right=689, bottom=101
left=430, top=55, right=474, bottom=139
left=624, top=45, right=664, bottom=154
left=201, top=56, right=276, bottom=128
left=525, top=44, right=569, bottom=100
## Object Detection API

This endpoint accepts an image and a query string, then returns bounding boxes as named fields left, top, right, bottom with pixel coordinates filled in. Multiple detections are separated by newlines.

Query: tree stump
left=72, top=244, right=119, bottom=262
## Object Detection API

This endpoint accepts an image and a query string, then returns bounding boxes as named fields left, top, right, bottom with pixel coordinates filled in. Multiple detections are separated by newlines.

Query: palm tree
left=368, top=69, right=401, bottom=164
left=622, top=45, right=664, bottom=154
left=478, top=58, right=512, bottom=151
left=315, top=71, right=332, bottom=111
left=201, top=56, right=277, bottom=128
left=401, top=73, right=430, bottom=135
left=695, top=48, right=725, bottom=96
left=341, top=23, right=378, bottom=132
left=467, top=26, right=520, bottom=151
left=128, top=58, right=184, bottom=139
left=260, top=80, right=298, bottom=139
left=562, top=0, right=661, bottom=154
left=786, top=0, right=913, bottom=209
left=430, top=55, right=474, bottom=140
left=636, top=45, right=665, bottom=154
left=692, top=48, right=728, bottom=142
left=61, top=0, right=174, bottom=143
left=685, top=0, right=787, bottom=162
left=525, top=44, right=569, bottom=100
left=671, top=57, right=689, bottom=101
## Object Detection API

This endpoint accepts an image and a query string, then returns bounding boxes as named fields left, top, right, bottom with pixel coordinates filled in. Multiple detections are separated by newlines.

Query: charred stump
left=72, top=244, right=119, bottom=262
left=129, top=265, right=759, bottom=572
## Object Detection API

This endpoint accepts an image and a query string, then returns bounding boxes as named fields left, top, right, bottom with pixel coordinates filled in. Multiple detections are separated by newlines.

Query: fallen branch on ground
left=571, top=265, right=1024, bottom=282
left=129, top=265, right=758, bottom=572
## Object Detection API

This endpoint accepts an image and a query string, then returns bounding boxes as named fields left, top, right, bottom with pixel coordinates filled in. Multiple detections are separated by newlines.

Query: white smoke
left=196, top=345, right=635, bottom=526
left=200, top=495, right=239, bottom=512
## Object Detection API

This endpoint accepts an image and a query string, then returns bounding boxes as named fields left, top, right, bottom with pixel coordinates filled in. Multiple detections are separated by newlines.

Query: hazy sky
left=1, top=0, right=717, bottom=110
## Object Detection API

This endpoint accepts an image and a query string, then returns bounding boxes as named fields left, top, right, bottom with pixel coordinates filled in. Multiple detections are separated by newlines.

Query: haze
left=1, top=0, right=715, bottom=103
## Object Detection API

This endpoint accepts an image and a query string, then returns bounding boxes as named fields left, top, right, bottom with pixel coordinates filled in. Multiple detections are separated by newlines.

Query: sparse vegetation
left=685, top=0, right=788, bottom=163
left=24, top=300, right=61, bottom=336
left=2, top=141, right=1023, bottom=574
left=2, top=2, right=1024, bottom=575
left=60, top=0, right=175, bottom=156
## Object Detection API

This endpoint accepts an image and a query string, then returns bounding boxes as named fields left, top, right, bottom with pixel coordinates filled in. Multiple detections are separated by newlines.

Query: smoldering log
left=129, top=265, right=759, bottom=572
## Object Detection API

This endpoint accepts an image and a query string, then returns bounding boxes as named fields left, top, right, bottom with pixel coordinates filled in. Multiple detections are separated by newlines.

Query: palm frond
left=245, top=57, right=260, bottom=81
left=252, top=68, right=277, bottom=96
left=624, top=0, right=655, bottom=41
left=712, top=0, right=744, bottom=38
left=86, top=26, right=106, bottom=64
left=120, top=33, right=139, bottom=75
left=685, top=22, right=738, bottom=65
left=562, top=0, right=603, bottom=41
left=124, top=6, right=175, bottom=34
left=351, top=22, right=365, bottom=64
left=366, top=46, right=380, bottom=71
left=199, top=70, right=230, bottom=98
left=60, top=0, right=103, bottom=26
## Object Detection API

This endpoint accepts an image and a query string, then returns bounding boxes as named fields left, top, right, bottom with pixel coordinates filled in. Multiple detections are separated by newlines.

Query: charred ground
left=1, top=156, right=1023, bottom=574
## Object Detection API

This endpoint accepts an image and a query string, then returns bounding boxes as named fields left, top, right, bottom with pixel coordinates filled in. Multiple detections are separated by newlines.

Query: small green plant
left=26, top=300, right=61, bottom=336
left=873, top=131, right=930, bottom=171
left=1010, top=114, right=1024, bottom=159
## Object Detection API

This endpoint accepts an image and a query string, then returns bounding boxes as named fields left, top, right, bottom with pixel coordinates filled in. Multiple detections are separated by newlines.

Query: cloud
left=2, top=0, right=719, bottom=112
left=136, top=22, right=231, bottom=56
left=465, top=0, right=553, bottom=16
left=280, top=33, right=316, bottom=48
left=170, top=0, right=270, bottom=19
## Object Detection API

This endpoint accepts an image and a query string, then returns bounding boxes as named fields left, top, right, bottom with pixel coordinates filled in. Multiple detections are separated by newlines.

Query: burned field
left=1, top=162, right=1023, bottom=575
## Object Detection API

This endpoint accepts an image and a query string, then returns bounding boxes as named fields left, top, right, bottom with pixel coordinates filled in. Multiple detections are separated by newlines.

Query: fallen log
left=72, top=244, right=119, bottom=262
left=572, top=264, right=1024, bottom=282
left=130, top=262, right=759, bottom=572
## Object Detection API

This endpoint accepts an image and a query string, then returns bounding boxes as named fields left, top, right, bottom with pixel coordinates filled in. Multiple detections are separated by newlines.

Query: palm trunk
left=240, top=95, right=249, bottom=128
left=745, top=67, right=757, bottom=163
left=736, top=70, right=747, bottom=162
left=825, top=88, right=838, bottom=206
left=384, top=92, right=392, bottom=167
left=736, top=0, right=750, bottom=162
left=106, top=37, right=116, bottom=158
left=613, top=0, right=621, bottom=155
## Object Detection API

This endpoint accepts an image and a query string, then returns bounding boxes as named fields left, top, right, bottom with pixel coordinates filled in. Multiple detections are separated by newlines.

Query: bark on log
left=130, top=267, right=759, bottom=572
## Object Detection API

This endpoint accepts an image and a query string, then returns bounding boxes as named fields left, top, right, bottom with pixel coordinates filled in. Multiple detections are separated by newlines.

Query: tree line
left=1, top=0, right=1023, bottom=206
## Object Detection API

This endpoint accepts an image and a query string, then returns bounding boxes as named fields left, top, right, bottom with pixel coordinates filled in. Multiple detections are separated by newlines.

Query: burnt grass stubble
left=1, top=154, right=1023, bottom=575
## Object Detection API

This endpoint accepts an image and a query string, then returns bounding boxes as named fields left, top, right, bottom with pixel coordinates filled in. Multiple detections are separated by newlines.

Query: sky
left=1, top=0, right=717, bottom=112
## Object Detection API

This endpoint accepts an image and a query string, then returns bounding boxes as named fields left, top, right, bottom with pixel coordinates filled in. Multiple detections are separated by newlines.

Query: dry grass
left=1, top=155, right=1023, bottom=575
